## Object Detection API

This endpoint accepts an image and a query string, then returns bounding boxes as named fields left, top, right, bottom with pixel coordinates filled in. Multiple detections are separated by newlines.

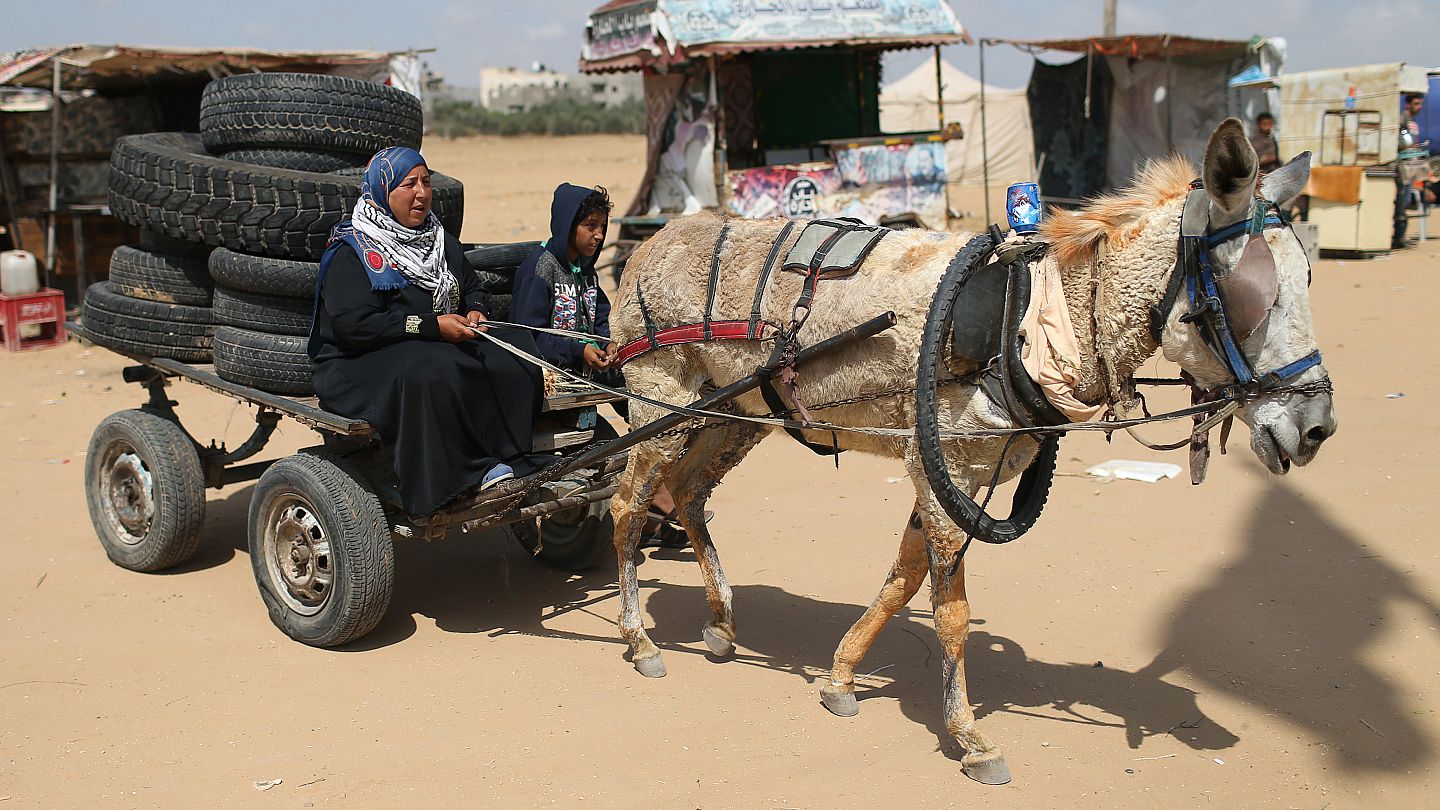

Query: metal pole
left=1164, top=36, right=1173, bottom=153
left=979, top=39, right=992, bottom=225
left=1103, top=0, right=1117, bottom=37
left=934, top=45, right=945, bottom=131
left=44, top=56, right=61, bottom=288
left=709, top=56, right=728, bottom=208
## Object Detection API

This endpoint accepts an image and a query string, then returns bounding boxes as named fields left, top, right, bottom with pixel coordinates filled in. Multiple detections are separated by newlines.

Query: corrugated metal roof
left=580, top=0, right=968, bottom=73
left=0, top=44, right=395, bottom=89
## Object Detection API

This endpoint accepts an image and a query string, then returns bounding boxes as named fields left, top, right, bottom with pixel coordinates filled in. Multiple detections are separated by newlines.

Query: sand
left=0, top=134, right=1437, bottom=808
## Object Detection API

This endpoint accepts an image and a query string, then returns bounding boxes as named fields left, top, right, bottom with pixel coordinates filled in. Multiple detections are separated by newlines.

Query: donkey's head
left=1162, top=118, right=1337, bottom=474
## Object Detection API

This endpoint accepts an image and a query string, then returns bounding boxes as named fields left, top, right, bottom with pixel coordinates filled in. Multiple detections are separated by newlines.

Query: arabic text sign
left=665, top=0, right=963, bottom=45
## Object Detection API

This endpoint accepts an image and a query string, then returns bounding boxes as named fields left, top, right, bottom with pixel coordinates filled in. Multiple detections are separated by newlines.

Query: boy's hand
left=437, top=314, right=476, bottom=343
left=604, top=341, right=618, bottom=365
left=582, top=343, right=609, bottom=370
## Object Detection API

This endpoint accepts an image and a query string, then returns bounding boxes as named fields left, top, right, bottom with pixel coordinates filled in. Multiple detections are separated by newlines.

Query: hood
left=546, top=182, right=605, bottom=273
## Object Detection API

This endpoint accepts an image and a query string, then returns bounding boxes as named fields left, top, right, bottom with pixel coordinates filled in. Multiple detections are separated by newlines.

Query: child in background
left=511, top=184, right=703, bottom=549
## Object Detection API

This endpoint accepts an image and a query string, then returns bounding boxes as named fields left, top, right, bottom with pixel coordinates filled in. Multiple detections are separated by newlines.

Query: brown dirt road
left=1, top=135, right=1437, bottom=808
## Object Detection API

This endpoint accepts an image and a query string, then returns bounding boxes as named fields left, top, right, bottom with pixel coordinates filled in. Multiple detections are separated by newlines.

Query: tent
left=983, top=34, right=1284, bottom=208
left=879, top=59, right=1035, bottom=188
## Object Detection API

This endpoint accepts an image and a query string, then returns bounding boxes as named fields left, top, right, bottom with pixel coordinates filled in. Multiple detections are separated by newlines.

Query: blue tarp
left=1416, top=75, right=1440, bottom=156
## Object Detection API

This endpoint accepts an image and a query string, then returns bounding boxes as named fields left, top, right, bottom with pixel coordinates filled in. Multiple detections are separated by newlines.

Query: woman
left=309, top=146, right=543, bottom=517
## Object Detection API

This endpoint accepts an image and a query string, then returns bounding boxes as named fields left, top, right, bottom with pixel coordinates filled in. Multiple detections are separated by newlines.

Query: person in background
left=511, top=183, right=706, bottom=550
left=1394, top=94, right=1425, bottom=249
left=1250, top=112, right=1282, bottom=174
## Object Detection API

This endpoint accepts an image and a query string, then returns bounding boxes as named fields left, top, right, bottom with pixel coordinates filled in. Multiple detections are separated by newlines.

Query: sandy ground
left=2, top=134, right=1438, bottom=808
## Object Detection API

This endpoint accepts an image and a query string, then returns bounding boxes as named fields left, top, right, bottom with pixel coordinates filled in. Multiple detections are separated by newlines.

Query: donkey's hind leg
left=820, top=502, right=928, bottom=717
left=611, top=430, right=688, bottom=678
left=664, top=421, right=767, bottom=658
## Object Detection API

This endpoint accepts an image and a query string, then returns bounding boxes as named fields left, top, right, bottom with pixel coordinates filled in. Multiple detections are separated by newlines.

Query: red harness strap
left=615, top=319, right=774, bottom=367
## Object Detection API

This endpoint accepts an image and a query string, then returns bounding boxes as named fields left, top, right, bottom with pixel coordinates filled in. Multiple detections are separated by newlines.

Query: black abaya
left=310, top=236, right=543, bottom=517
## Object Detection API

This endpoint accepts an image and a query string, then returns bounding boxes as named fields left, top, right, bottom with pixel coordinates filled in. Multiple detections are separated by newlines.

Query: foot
left=481, top=463, right=515, bottom=490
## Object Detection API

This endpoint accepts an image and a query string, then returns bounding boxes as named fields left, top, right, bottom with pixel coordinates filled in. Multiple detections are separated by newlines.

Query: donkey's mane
left=1040, top=155, right=1196, bottom=267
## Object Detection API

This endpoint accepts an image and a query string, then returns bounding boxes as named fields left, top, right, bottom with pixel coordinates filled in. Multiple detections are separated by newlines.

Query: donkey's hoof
left=819, top=684, right=859, bottom=717
left=633, top=654, right=668, bottom=678
left=701, top=625, right=735, bottom=658
left=962, top=755, right=1012, bottom=785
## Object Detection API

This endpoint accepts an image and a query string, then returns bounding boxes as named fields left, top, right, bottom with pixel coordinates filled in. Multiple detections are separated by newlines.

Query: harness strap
left=795, top=228, right=848, bottom=313
left=703, top=221, right=731, bottom=340
left=750, top=220, right=795, bottom=339
left=635, top=280, right=659, bottom=351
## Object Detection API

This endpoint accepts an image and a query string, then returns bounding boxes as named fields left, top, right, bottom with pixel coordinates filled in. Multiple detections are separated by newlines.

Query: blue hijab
left=320, top=146, right=438, bottom=293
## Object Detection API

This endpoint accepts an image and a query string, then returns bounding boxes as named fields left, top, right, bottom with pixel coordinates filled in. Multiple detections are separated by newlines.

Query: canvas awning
left=580, top=0, right=969, bottom=73
left=0, top=44, right=398, bottom=90
left=986, top=34, right=1257, bottom=61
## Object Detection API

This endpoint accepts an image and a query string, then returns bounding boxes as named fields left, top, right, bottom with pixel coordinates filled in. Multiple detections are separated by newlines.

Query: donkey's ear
left=1203, top=118, right=1259, bottom=218
left=1260, top=151, right=1312, bottom=209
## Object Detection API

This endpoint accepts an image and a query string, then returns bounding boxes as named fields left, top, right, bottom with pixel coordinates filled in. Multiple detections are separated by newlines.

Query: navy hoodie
left=510, top=183, right=612, bottom=368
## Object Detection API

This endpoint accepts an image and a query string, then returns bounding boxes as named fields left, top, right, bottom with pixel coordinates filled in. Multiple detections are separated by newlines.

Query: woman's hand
left=464, top=310, right=489, bottom=333
left=582, top=343, right=609, bottom=370
left=437, top=313, right=477, bottom=343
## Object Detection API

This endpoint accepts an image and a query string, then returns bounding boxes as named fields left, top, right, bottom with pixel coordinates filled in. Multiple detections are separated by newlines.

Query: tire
left=208, top=248, right=318, bottom=298
left=465, top=242, right=539, bottom=270
left=85, top=409, right=206, bottom=572
left=108, top=132, right=463, bottom=261
left=107, top=245, right=213, bottom=306
left=82, top=282, right=214, bottom=362
left=200, top=73, right=422, bottom=156
left=138, top=227, right=214, bottom=260
left=213, top=286, right=312, bottom=336
left=213, top=326, right=313, bottom=395
left=509, top=501, right=614, bottom=571
left=487, top=293, right=512, bottom=321
left=248, top=450, right=394, bottom=647
left=218, top=148, right=369, bottom=174
left=473, top=269, right=514, bottom=295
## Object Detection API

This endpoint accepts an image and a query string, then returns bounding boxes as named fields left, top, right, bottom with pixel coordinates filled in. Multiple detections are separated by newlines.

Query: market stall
left=579, top=0, right=970, bottom=247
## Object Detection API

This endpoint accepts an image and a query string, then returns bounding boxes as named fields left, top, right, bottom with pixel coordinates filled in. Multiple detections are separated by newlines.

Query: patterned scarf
left=350, top=146, right=454, bottom=313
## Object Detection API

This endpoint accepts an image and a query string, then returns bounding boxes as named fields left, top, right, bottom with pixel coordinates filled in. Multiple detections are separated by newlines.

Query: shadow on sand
left=172, top=475, right=1436, bottom=772
left=1137, top=478, right=1439, bottom=772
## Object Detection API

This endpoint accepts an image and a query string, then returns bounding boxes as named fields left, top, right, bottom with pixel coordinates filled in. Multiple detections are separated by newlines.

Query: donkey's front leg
left=924, top=525, right=1010, bottom=785
left=610, top=434, right=685, bottom=678
left=821, top=503, right=928, bottom=716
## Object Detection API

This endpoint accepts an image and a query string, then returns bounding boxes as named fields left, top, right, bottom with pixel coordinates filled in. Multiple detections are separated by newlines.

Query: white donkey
left=604, top=119, right=1336, bottom=783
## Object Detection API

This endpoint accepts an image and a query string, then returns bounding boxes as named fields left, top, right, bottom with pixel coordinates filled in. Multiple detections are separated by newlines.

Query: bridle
left=1149, top=182, right=1325, bottom=399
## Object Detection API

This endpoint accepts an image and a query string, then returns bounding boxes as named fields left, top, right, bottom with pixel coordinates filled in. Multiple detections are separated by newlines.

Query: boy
left=511, top=183, right=616, bottom=375
left=512, top=184, right=701, bottom=548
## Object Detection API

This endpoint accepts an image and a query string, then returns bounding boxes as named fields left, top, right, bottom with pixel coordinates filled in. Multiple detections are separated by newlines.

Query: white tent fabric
left=880, top=59, right=1035, bottom=187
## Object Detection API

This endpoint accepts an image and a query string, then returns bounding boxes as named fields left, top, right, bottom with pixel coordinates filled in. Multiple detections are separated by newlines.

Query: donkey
left=604, top=119, right=1336, bottom=784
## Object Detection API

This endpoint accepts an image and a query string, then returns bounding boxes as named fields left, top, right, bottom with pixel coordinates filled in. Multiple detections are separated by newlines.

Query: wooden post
left=1103, top=0, right=1117, bottom=37
left=934, top=45, right=945, bottom=131
left=45, top=56, right=61, bottom=288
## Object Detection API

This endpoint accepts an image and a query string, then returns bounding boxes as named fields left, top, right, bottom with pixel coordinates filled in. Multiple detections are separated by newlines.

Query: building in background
left=479, top=63, right=640, bottom=112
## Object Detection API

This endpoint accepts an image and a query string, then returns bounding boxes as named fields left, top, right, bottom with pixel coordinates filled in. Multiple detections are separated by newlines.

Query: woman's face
left=388, top=164, right=433, bottom=228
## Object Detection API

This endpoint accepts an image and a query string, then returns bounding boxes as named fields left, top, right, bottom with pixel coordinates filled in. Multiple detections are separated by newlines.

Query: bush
left=430, top=97, right=644, bottom=138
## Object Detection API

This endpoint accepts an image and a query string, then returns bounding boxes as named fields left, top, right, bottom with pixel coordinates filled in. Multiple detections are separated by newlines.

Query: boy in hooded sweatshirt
left=512, top=183, right=703, bottom=548
left=511, top=183, right=616, bottom=374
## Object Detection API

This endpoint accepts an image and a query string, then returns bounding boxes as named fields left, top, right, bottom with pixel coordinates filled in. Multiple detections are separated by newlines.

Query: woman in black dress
left=308, top=146, right=542, bottom=517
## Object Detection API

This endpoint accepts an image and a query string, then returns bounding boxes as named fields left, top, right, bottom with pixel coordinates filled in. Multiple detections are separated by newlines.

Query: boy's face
left=573, top=211, right=606, bottom=259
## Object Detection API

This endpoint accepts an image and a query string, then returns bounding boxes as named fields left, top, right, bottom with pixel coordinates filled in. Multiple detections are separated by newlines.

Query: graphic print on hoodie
left=511, top=183, right=612, bottom=369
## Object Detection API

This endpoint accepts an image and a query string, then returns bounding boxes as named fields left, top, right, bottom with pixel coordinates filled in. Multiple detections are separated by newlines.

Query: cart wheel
left=85, top=409, right=206, bottom=572
left=248, top=451, right=394, bottom=647
left=509, top=500, right=614, bottom=572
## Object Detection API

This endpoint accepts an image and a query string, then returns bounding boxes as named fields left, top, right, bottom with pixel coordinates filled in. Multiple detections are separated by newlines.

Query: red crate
left=0, top=288, right=67, bottom=352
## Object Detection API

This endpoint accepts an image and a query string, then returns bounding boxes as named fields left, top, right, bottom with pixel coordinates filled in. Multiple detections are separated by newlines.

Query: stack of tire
left=462, top=242, right=541, bottom=321
left=82, top=231, right=216, bottom=362
left=101, top=72, right=465, bottom=394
